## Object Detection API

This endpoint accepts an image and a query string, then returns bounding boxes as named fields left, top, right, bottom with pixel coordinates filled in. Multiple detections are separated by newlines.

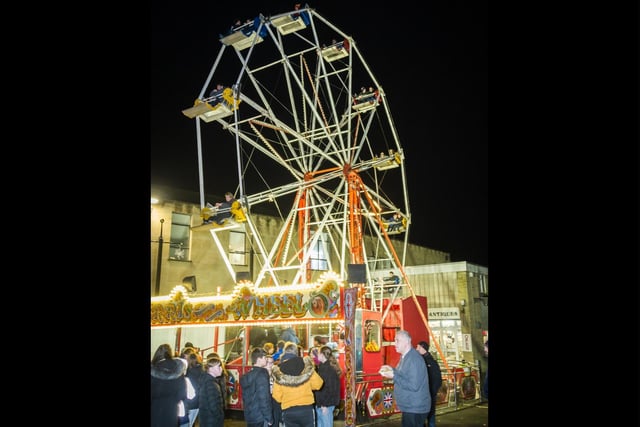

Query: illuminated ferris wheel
left=182, top=5, right=411, bottom=309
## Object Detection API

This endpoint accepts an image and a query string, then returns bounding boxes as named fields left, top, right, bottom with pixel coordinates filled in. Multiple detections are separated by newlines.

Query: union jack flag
left=383, top=390, right=394, bottom=409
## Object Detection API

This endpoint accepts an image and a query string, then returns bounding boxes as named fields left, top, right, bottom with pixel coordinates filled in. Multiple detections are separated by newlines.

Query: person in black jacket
left=199, top=355, right=225, bottom=427
left=416, top=341, right=442, bottom=427
left=313, top=345, right=342, bottom=427
left=151, top=343, right=188, bottom=427
left=240, top=347, right=273, bottom=427
left=180, top=348, right=206, bottom=427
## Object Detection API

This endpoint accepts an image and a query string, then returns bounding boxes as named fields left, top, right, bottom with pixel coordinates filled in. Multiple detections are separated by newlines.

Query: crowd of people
left=152, top=329, right=446, bottom=426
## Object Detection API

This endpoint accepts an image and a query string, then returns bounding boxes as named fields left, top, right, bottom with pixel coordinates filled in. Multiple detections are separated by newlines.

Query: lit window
left=309, top=231, right=329, bottom=270
left=169, top=212, right=191, bottom=260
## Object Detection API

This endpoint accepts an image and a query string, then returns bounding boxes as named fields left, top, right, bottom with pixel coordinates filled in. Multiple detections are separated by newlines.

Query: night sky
left=151, top=0, right=488, bottom=267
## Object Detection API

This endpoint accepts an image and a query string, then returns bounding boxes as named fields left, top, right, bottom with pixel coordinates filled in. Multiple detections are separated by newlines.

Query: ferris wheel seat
left=220, top=30, right=264, bottom=51
left=191, top=220, right=243, bottom=232
left=352, top=100, right=379, bottom=112
left=382, top=217, right=407, bottom=235
left=182, top=89, right=240, bottom=122
left=353, top=91, right=381, bottom=112
left=321, top=44, right=349, bottom=62
left=375, top=152, right=402, bottom=171
left=271, top=14, right=308, bottom=35
left=182, top=100, right=233, bottom=122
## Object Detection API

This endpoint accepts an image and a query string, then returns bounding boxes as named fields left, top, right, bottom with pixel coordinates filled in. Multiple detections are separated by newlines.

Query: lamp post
left=154, top=218, right=165, bottom=296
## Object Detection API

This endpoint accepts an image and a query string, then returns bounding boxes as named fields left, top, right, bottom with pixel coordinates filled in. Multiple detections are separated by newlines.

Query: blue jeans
left=315, top=405, right=335, bottom=427
left=400, top=411, right=428, bottom=427
left=427, top=411, right=436, bottom=427
left=179, top=408, right=199, bottom=427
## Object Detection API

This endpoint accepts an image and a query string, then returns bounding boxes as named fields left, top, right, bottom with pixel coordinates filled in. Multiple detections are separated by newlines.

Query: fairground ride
left=160, top=4, right=463, bottom=423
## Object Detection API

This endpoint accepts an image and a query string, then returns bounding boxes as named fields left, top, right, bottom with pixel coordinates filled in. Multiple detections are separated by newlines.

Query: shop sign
left=428, top=307, right=460, bottom=319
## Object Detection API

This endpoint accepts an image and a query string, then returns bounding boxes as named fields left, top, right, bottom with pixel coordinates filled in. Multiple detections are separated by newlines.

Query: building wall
left=380, top=262, right=489, bottom=375
left=151, top=198, right=452, bottom=295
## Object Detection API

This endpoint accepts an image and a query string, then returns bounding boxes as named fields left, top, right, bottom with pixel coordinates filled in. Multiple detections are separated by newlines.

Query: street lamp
left=154, top=218, right=165, bottom=296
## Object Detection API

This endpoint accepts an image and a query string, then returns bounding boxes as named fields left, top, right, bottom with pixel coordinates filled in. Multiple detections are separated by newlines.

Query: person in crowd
left=313, top=335, right=326, bottom=347
left=266, top=327, right=279, bottom=346
left=199, top=355, right=225, bottom=427
left=272, top=340, right=285, bottom=362
left=268, top=346, right=283, bottom=426
left=240, top=347, right=274, bottom=427
left=204, top=192, right=236, bottom=225
left=151, top=343, right=188, bottom=427
left=263, top=342, right=275, bottom=356
left=308, top=346, right=321, bottom=366
left=206, top=353, right=229, bottom=413
left=183, top=342, right=199, bottom=351
left=271, top=343, right=324, bottom=427
left=482, top=340, right=489, bottom=400
left=416, top=341, right=442, bottom=427
left=279, top=325, right=300, bottom=345
left=313, top=345, right=342, bottom=427
left=180, top=347, right=205, bottom=427
left=264, top=355, right=275, bottom=383
left=379, top=330, right=430, bottom=427
left=250, top=326, right=269, bottom=348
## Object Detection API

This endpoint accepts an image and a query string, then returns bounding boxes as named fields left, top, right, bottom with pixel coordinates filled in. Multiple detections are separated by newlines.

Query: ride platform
left=352, top=91, right=381, bottom=112
left=191, top=219, right=242, bottom=232
left=321, top=40, right=350, bottom=62
left=182, top=88, right=241, bottom=122
left=220, top=29, right=263, bottom=51
left=271, top=14, right=307, bottom=35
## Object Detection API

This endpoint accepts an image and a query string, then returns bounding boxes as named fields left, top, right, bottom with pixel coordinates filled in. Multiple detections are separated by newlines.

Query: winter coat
left=271, top=356, right=323, bottom=410
left=314, top=360, right=341, bottom=407
left=279, top=327, right=300, bottom=345
left=198, top=373, right=225, bottom=427
left=421, top=352, right=442, bottom=398
left=239, top=366, right=273, bottom=425
left=151, top=358, right=188, bottom=427
left=184, top=362, right=206, bottom=410
left=392, top=348, right=431, bottom=414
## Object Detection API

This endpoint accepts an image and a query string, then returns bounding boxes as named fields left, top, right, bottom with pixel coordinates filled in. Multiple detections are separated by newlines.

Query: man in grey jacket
left=379, top=330, right=430, bottom=426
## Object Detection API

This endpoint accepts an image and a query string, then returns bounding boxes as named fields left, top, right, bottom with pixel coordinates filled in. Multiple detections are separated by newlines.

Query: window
left=363, top=320, right=381, bottom=352
left=169, top=212, right=191, bottom=260
left=229, top=231, right=246, bottom=265
left=479, top=274, right=488, bottom=296
left=309, top=231, right=329, bottom=270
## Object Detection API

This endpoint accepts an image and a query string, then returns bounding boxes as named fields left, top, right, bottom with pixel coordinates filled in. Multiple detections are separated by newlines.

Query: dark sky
left=151, top=0, right=487, bottom=267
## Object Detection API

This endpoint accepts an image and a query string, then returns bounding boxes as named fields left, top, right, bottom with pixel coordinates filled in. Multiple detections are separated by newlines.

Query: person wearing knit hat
left=416, top=341, right=442, bottom=427
left=271, top=352, right=323, bottom=426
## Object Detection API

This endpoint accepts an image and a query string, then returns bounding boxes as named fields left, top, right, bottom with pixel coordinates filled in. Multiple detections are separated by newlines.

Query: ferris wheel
left=182, top=5, right=411, bottom=310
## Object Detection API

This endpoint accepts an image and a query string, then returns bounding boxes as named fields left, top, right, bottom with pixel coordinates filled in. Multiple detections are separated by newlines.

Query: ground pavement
left=221, top=400, right=489, bottom=426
